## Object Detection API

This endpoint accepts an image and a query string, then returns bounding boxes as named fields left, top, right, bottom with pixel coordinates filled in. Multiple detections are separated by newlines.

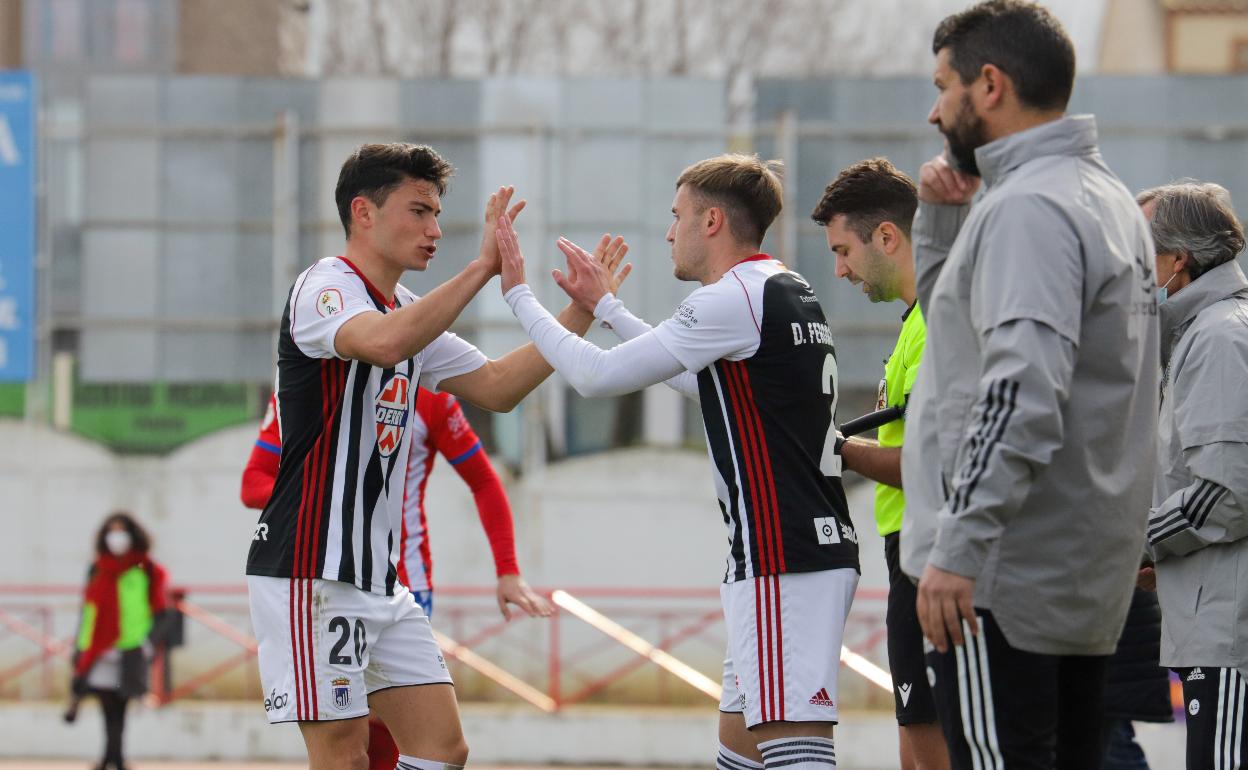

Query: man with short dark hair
left=812, top=159, right=948, bottom=770
left=496, top=153, right=860, bottom=770
left=1137, top=181, right=1248, bottom=770
left=245, top=142, right=621, bottom=770
left=900, top=2, right=1160, bottom=767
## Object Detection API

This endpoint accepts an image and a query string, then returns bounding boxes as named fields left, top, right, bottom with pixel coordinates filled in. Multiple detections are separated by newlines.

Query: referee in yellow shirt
left=812, top=159, right=947, bottom=770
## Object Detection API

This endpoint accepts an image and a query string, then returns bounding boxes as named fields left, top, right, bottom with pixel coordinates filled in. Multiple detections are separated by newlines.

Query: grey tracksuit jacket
left=1148, top=258, right=1248, bottom=673
left=900, top=115, right=1161, bottom=656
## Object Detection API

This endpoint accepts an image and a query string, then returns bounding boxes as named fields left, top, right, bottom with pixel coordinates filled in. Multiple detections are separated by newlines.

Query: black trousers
left=1176, top=666, right=1248, bottom=770
left=927, top=610, right=1110, bottom=770
left=93, top=689, right=129, bottom=769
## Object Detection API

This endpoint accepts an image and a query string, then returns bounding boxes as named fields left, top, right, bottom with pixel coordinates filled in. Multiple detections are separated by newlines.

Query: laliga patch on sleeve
left=317, top=288, right=345, bottom=317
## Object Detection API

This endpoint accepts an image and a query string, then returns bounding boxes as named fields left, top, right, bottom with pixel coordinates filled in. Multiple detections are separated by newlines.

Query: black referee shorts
left=884, top=531, right=938, bottom=726
left=1176, top=666, right=1248, bottom=770
left=927, top=609, right=1110, bottom=770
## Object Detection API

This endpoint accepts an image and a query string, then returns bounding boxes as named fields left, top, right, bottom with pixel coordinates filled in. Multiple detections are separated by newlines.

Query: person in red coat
left=66, top=512, right=169, bottom=770
left=241, top=388, right=549, bottom=769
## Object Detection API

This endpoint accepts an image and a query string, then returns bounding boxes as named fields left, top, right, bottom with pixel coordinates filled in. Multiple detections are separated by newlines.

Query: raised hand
left=495, top=213, right=527, bottom=294
left=478, top=186, right=527, bottom=275
left=918, top=151, right=980, bottom=206
left=553, top=234, right=633, bottom=313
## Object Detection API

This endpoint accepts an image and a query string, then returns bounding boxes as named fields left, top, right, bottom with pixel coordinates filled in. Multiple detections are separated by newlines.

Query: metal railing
left=0, top=583, right=889, bottom=710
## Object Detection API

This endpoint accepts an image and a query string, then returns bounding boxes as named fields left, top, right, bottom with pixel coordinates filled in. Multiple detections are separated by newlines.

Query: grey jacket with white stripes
left=1149, top=258, right=1248, bottom=673
left=900, top=115, right=1161, bottom=656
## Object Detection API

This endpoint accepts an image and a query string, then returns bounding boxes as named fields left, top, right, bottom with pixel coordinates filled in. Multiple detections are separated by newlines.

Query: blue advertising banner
left=0, top=71, right=35, bottom=381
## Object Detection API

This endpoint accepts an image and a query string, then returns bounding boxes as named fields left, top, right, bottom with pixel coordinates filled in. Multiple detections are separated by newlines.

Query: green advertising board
left=71, top=382, right=264, bottom=454
left=0, top=382, right=24, bottom=417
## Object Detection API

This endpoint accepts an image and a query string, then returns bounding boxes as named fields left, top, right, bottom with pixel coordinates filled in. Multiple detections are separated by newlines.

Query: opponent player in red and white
left=241, top=388, right=552, bottom=770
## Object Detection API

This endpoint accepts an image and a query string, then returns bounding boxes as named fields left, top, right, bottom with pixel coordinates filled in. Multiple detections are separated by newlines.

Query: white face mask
left=105, top=530, right=132, bottom=556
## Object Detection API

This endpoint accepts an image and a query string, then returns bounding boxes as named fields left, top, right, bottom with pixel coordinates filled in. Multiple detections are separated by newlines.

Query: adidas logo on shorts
left=1187, top=667, right=1206, bottom=682
left=808, top=688, right=835, bottom=707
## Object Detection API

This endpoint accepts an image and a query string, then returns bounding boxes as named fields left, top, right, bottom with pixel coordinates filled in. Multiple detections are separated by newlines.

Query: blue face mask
left=1158, top=272, right=1177, bottom=304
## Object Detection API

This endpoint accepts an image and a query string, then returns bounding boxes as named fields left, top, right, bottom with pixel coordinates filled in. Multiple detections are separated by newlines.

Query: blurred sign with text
left=0, top=71, right=36, bottom=382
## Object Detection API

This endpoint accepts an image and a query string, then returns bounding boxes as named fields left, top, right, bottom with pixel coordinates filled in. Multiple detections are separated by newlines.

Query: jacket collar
left=975, top=114, right=1099, bottom=188
left=1160, top=258, right=1248, bottom=341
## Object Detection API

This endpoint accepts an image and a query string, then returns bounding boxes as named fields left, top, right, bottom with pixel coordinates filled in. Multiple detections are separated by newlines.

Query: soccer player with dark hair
left=496, top=153, right=859, bottom=770
left=900, top=2, right=1159, bottom=767
left=244, top=142, right=623, bottom=770
left=813, top=159, right=947, bottom=770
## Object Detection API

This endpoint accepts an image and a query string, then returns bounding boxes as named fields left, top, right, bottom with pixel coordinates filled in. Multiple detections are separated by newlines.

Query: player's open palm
left=478, top=186, right=526, bottom=276
left=496, top=214, right=527, bottom=294
left=553, top=235, right=633, bottom=313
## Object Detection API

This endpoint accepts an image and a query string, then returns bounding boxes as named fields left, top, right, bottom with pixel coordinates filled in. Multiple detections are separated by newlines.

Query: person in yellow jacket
left=67, top=512, right=169, bottom=770
left=812, top=158, right=947, bottom=770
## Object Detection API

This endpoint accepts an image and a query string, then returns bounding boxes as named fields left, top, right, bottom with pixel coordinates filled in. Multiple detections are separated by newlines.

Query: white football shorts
left=247, top=576, right=452, bottom=723
left=719, top=568, right=858, bottom=727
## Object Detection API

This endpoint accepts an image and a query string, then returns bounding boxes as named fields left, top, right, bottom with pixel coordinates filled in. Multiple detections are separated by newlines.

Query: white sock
left=396, top=753, right=465, bottom=770
left=717, top=742, right=764, bottom=770
left=758, top=736, right=836, bottom=769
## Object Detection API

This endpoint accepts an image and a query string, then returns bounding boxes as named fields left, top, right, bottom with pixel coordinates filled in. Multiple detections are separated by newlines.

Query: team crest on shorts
left=331, top=676, right=351, bottom=710
left=375, top=373, right=411, bottom=457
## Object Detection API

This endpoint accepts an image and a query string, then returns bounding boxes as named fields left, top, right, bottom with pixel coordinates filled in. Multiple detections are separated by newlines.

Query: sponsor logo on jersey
left=840, top=521, right=859, bottom=545
left=332, top=676, right=351, bottom=710
left=1189, top=698, right=1200, bottom=716
left=264, top=688, right=289, bottom=712
left=897, top=682, right=912, bottom=707
left=316, top=288, right=345, bottom=318
left=1186, top=667, right=1205, bottom=682
left=375, top=373, right=412, bottom=458
left=674, top=302, right=698, bottom=328
left=808, top=688, right=835, bottom=707
left=814, top=517, right=841, bottom=545
left=446, top=404, right=470, bottom=438
left=253, top=523, right=269, bottom=541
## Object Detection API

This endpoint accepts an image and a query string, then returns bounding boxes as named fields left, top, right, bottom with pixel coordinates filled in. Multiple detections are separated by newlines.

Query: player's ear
left=350, top=196, right=373, bottom=231
left=705, top=206, right=724, bottom=237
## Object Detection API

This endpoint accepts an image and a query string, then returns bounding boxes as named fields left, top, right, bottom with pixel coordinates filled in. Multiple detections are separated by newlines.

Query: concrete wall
left=0, top=420, right=890, bottom=705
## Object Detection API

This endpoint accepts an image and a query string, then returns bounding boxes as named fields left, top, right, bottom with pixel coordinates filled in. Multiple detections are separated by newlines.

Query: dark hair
left=335, top=143, right=455, bottom=238
left=810, top=158, right=918, bottom=242
left=932, top=0, right=1075, bottom=112
left=676, top=154, right=785, bottom=247
left=94, top=511, right=152, bottom=556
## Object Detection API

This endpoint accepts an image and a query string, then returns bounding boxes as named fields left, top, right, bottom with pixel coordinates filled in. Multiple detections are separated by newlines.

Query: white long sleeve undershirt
left=592, top=293, right=700, bottom=400
left=504, top=284, right=690, bottom=398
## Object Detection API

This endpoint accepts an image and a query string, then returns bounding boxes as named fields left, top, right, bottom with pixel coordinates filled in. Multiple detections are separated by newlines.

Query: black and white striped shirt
left=652, top=256, right=859, bottom=582
left=246, top=257, right=485, bottom=595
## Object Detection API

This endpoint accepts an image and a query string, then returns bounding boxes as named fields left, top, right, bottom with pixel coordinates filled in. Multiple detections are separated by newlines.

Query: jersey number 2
left=819, top=353, right=842, bottom=477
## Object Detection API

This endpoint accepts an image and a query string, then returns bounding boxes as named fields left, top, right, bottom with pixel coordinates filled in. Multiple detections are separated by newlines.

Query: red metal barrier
left=0, top=583, right=889, bottom=710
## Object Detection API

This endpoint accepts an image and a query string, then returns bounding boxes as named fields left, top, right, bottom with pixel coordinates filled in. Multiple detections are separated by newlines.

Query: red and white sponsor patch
left=375, top=373, right=411, bottom=458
